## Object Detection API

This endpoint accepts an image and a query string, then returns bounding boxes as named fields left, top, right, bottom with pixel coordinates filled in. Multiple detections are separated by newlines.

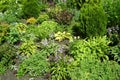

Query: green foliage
left=50, top=55, right=71, bottom=80
left=22, top=0, right=40, bottom=18
left=34, top=21, right=58, bottom=39
left=70, top=36, right=110, bottom=61
left=6, top=23, right=27, bottom=44
left=37, top=13, right=49, bottom=24
left=0, top=43, right=16, bottom=74
left=0, top=23, right=9, bottom=44
left=2, top=11, right=19, bottom=23
left=17, top=50, right=49, bottom=77
left=111, top=44, right=120, bottom=63
left=66, top=0, right=101, bottom=9
left=70, top=60, right=120, bottom=80
left=54, top=31, right=73, bottom=42
left=102, top=0, right=120, bottom=27
left=19, top=39, right=37, bottom=57
left=78, top=3, right=107, bottom=37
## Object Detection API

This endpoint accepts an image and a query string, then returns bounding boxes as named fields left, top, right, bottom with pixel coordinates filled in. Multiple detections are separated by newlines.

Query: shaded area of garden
left=0, top=0, right=120, bottom=80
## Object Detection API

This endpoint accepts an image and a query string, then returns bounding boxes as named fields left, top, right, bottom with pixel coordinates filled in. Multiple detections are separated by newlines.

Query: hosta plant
left=19, top=39, right=37, bottom=57
left=54, top=31, right=73, bottom=42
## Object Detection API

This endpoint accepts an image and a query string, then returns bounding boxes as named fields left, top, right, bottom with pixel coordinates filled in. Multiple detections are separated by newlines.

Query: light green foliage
left=55, top=31, right=73, bottom=42
left=19, top=40, right=37, bottom=57
left=0, top=0, right=23, bottom=22
left=70, top=60, right=120, bottom=80
left=37, top=13, right=49, bottom=24
left=34, top=21, right=58, bottom=39
left=7, top=23, right=27, bottom=44
left=70, top=36, right=110, bottom=61
left=69, top=36, right=120, bottom=80
left=51, top=56, right=71, bottom=80
left=17, top=50, right=49, bottom=77
left=79, top=3, right=107, bottom=37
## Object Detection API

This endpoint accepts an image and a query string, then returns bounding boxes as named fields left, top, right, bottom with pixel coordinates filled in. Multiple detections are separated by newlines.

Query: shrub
left=102, top=0, right=120, bottom=27
left=22, top=0, right=40, bottom=18
left=70, top=36, right=110, bottom=61
left=77, top=3, right=107, bottom=37
left=6, top=23, right=27, bottom=44
left=34, top=21, right=58, bottom=39
left=66, top=0, right=101, bottom=9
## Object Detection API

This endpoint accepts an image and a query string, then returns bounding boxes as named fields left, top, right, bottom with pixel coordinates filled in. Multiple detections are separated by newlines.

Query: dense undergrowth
left=0, top=0, right=120, bottom=80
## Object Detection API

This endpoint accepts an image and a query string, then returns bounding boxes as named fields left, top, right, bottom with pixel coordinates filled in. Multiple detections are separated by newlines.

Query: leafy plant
left=22, top=0, right=40, bottom=18
left=34, top=21, right=58, bottom=39
left=26, top=17, right=37, bottom=24
left=19, top=39, right=37, bottom=57
left=0, top=43, right=17, bottom=74
left=17, top=50, right=49, bottom=77
left=78, top=3, right=107, bottom=37
left=37, top=13, right=49, bottom=24
left=102, top=0, right=120, bottom=27
left=54, top=10, right=73, bottom=24
left=50, top=55, right=71, bottom=80
left=6, top=23, right=27, bottom=44
left=70, top=59, right=120, bottom=80
left=107, top=26, right=120, bottom=46
left=70, top=36, right=110, bottom=61
left=0, top=22, right=9, bottom=44
left=54, top=31, right=73, bottom=42
left=111, top=44, right=120, bottom=63
left=66, top=0, right=101, bottom=9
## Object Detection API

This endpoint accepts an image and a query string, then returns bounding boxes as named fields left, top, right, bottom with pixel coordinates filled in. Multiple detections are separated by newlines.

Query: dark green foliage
left=107, top=26, right=120, bottom=46
left=22, top=0, right=40, bottom=18
left=0, top=23, right=9, bottom=44
left=103, top=0, right=120, bottom=27
left=111, top=44, right=120, bottom=63
left=78, top=3, right=107, bottom=37
left=0, top=43, right=17, bottom=74
left=66, top=0, right=101, bottom=9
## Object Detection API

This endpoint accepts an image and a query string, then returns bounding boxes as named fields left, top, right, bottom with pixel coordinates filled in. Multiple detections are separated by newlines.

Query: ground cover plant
left=0, top=0, right=120, bottom=80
